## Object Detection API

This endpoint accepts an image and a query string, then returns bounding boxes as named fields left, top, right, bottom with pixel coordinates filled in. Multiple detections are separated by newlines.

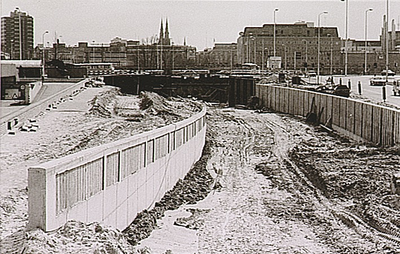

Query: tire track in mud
left=261, top=114, right=400, bottom=248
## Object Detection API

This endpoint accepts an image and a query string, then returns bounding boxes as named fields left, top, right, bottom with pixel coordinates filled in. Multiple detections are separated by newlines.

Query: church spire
left=165, top=18, right=171, bottom=45
left=159, top=19, right=164, bottom=45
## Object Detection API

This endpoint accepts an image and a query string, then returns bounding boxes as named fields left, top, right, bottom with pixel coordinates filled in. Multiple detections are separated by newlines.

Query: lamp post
left=282, top=44, right=287, bottom=69
left=273, top=8, right=279, bottom=57
left=302, top=39, right=308, bottom=73
left=344, top=0, right=349, bottom=76
left=317, top=11, right=328, bottom=84
left=42, top=30, right=49, bottom=81
left=262, top=40, right=265, bottom=71
left=252, top=35, right=256, bottom=64
left=328, top=34, right=333, bottom=76
left=385, top=0, right=389, bottom=86
left=92, top=40, right=95, bottom=63
left=364, top=8, right=373, bottom=74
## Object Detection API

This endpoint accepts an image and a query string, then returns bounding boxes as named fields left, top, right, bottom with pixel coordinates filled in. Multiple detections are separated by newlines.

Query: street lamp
left=302, top=39, right=308, bottom=73
left=42, top=30, right=49, bottom=81
left=251, top=35, right=256, bottom=64
left=317, top=11, right=328, bottom=84
left=385, top=0, right=389, bottom=86
left=344, top=0, right=349, bottom=76
left=92, top=40, right=95, bottom=63
left=364, top=8, right=373, bottom=74
left=282, top=44, right=287, bottom=69
left=273, top=8, right=279, bottom=57
left=328, top=34, right=333, bottom=76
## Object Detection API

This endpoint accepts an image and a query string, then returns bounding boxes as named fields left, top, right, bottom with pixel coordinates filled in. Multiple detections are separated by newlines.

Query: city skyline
left=2, top=0, right=400, bottom=50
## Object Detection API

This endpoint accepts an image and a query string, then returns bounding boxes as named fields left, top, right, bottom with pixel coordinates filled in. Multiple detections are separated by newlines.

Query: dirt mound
left=24, top=221, right=138, bottom=254
left=139, top=91, right=203, bottom=123
left=87, top=87, right=120, bottom=117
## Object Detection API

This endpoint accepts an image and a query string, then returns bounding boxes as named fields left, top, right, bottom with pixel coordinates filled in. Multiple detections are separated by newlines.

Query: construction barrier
left=28, top=107, right=206, bottom=232
left=256, top=84, right=400, bottom=147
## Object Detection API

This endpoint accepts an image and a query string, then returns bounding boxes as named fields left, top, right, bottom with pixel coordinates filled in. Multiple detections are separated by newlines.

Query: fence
left=28, top=107, right=206, bottom=232
left=256, top=84, right=400, bottom=147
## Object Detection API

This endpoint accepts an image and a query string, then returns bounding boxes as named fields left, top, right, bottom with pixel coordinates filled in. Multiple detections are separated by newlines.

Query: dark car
left=333, top=85, right=350, bottom=97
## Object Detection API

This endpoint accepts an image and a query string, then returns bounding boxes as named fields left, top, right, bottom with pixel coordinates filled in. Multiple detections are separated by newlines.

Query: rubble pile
left=123, top=141, right=213, bottom=245
left=87, top=88, right=120, bottom=117
left=139, top=91, right=203, bottom=124
left=24, top=221, right=138, bottom=254
left=174, top=208, right=209, bottom=230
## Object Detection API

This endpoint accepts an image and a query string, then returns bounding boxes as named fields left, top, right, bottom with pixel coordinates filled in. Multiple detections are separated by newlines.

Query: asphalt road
left=321, top=75, right=400, bottom=108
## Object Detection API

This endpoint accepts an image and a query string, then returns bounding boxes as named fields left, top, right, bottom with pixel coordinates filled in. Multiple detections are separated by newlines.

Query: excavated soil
left=1, top=87, right=399, bottom=253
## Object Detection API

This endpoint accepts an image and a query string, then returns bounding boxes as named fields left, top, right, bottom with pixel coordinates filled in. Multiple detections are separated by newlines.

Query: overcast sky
left=2, top=0, right=400, bottom=50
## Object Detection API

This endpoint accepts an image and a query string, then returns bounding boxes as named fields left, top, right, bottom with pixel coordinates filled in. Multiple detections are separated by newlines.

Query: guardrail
left=256, top=84, right=400, bottom=147
left=28, top=107, right=206, bottom=232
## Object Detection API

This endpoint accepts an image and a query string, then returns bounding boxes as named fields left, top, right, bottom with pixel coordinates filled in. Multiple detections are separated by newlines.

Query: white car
left=369, top=76, right=395, bottom=86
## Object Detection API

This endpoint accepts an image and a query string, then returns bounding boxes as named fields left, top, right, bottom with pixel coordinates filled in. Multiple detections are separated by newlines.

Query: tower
left=158, top=19, right=164, bottom=45
left=1, top=8, right=34, bottom=59
left=164, top=19, right=171, bottom=45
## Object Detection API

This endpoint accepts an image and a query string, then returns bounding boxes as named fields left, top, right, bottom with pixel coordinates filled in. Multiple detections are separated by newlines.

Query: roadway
left=320, top=75, right=400, bottom=108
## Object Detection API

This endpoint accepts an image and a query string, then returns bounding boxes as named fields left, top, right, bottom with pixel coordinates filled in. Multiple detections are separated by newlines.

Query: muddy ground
left=1, top=87, right=399, bottom=253
left=138, top=107, right=399, bottom=253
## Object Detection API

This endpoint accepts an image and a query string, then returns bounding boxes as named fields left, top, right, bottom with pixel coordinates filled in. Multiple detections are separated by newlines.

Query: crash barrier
left=256, top=84, right=400, bottom=147
left=0, top=79, right=87, bottom=136
left=28, top=107, right=206, bottom=232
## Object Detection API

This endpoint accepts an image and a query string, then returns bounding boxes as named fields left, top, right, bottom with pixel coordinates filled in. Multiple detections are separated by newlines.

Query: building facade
left=33, top=20, right=197, bottom=72
left=237, top=22, right=341, bottom=74
left=1, top=8, right=34, bottom=60
left=197, top=43, right=238, bottom=70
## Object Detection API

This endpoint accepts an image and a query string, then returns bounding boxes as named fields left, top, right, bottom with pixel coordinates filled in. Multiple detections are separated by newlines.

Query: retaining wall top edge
left=28, top=106, right=206, bottom=174
left=256, top=83, right=400, bottom=113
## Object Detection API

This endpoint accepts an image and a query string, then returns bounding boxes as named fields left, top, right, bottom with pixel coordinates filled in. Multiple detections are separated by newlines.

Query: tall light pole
left=273, top=8, right=279, bottom=57
left=252, top=35, right=256, bottom=64
left=92, top=40, right=95, bottom=63
left=364, top=8, right=373, bottom=74
left=317, top=11, right=328, bottom=84
left=302, top=39, right=308, bottom=73
left=42, top=30, right=49, bottom=80
left=385, top=0, right=389, bottom=86
left=344, top=0, right=349, bottom=76
left=282, top=44, right=287, bottom=69
left=328, top=34, right=333, bottom=76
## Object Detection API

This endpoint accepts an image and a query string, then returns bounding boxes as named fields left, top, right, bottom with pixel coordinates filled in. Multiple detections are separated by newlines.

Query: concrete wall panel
left=354, top=102, right=363, bottom=137
left=256, top=84, right=400, bottom=147
left=28, top=108, right=206, bottom=232
left=395, top=111, right=400, bottom=145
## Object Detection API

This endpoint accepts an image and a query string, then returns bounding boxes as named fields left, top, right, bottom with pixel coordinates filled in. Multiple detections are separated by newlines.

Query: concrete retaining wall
left=28, top=107, right=206, bottom=232
left=27, top=81, right=43, bottom=103
left=256, top=84, right=400, bottom=147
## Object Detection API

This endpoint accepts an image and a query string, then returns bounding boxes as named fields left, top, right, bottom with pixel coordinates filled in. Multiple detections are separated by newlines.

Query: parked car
left=370, top=76, right=395, bottom=86
left=394, top=79, right=400, bottom=96
left=381, top=69, right=396, bottom=76
left=370, top=76, right=386, bottom=86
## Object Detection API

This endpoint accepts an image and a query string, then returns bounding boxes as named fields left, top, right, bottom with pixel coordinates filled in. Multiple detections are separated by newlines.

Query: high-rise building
left=1, top=8, right=34, bottom=60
